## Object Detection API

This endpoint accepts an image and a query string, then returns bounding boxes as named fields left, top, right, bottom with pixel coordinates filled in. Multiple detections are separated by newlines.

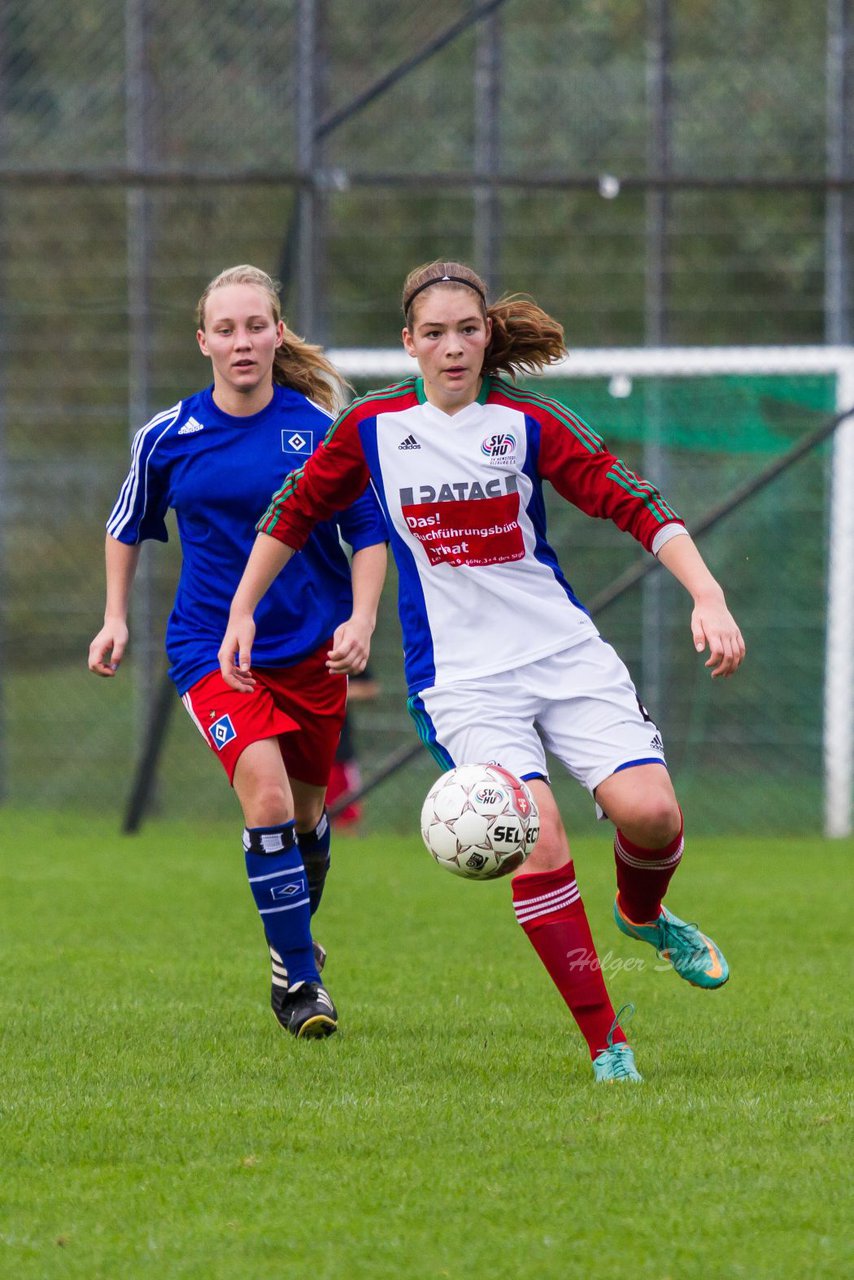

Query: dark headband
left=403, top=274, right=486, bottom=315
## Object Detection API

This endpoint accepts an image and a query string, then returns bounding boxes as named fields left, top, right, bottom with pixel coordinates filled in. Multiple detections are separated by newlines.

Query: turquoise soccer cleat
left=592, top=1003, right=643, bottom=1083
left=614, top=897, right=729, bottom=989
left=592, top=1042, right=643, bottom=1083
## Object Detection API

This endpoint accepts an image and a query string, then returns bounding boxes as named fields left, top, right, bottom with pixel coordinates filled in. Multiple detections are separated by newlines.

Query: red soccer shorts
left=181, top=642, right=348, bottom=787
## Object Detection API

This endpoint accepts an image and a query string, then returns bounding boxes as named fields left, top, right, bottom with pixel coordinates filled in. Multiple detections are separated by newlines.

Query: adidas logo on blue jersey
left=398, top=434, right=420, bottom=450
left=177, top=417, right=205, bottom=435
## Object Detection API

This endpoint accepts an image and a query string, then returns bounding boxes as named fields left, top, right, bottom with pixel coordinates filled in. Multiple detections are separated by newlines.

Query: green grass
left=1, top=809, right=851, bottom=1279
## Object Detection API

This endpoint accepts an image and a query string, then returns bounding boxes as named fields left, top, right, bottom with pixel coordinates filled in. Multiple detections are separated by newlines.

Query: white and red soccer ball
left=420, top=763, right=540, bottom=880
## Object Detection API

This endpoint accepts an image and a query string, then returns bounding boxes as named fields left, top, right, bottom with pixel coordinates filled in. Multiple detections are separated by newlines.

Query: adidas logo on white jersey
left=177, top=417, right=205, bottom=435
left=398, top=434, right=420, bottom=450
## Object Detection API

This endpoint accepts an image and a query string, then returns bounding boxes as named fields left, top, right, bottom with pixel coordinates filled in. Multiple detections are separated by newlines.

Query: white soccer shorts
left=411, top=634, right=667, bottom=809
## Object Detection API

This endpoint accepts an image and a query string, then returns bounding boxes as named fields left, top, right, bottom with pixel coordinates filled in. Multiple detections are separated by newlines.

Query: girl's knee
left=621, top=794, right=682, bottom=848
left=240, top=780, right=292, bottom=828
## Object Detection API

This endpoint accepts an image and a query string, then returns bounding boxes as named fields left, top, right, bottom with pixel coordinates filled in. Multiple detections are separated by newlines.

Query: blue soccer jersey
left=107, top=384, right=387, bottom=694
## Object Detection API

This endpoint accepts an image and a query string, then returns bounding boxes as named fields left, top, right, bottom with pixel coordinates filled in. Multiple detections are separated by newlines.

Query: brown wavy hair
left=401, top=259, right=566, bottom=379
left=196, top=265, right=349, bottom=412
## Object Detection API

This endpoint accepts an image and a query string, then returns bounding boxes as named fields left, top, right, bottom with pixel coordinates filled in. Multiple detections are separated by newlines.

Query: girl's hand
left=326, top=617, right=372, bottom=675
left=218, top=614, right=258, bottom=691
left=691, top=597, right=745, bottom=678
left=88, top=620, right=129, bottom=677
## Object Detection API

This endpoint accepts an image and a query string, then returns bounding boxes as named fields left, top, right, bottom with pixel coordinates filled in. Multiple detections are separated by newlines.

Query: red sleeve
left=533, top=401, right=683, bottom=553
left=256, top=407, right=372, bottom=550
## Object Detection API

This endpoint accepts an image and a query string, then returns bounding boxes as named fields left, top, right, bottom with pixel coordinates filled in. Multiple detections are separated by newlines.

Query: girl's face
left=197, top=283, right=284, bottom=397
left=402, top=288, right=492, bottom=414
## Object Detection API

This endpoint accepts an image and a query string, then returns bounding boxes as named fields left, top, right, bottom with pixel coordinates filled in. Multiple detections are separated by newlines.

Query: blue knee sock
left=244, top=822, right=319, bottom=987
left=297, top=809, right=332, bottom=916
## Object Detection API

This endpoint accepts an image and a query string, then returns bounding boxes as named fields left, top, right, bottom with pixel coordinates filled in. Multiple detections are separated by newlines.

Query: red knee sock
left=512, top=860, right=626, bottom=1058
left=614, top=816, right=684, bottom=925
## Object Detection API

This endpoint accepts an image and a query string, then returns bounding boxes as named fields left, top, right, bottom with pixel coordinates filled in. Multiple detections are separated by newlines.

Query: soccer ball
left=420, top=763, right=540, bottom=880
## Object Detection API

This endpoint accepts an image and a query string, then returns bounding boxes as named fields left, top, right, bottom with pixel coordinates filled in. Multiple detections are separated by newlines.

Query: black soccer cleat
left=268, top=940, right=327, bottom=1023
left=274, top=980, right=338, bottom=1039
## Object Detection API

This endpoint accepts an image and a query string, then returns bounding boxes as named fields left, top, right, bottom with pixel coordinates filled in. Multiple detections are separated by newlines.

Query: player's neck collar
left=414, top=375, right=491, bottom=409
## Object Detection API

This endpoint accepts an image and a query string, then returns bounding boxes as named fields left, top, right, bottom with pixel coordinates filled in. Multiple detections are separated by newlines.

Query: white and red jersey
left=258, top=375, right=685, bottom=694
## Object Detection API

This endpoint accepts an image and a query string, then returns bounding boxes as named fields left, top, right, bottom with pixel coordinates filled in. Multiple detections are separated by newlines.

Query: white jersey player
left=218, top=260, right=745, bottom=1083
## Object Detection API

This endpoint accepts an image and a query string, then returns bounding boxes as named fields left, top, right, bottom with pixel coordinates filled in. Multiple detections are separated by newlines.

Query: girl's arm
left=326, top=542, right=388, bottom=675
left=218, top=532, right=296, bottom=690
left=656, top=532, right=745, bottom=678
left=87, top=536, right=142, bottom=677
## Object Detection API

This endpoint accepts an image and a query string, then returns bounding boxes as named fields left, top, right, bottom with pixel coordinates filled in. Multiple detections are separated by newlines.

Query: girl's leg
left=233, top=736, right=295, bottom=828
left=412, top=671, right=638, bottom=1075
left=596, top=764, right=728, bottom=988
left=511, top=779, right=633, bottom=1063
left=291, top=777, right=332, bottom=917
left=234, top=740, right=336, bottom=1035
left=595, top=763, right=683, bottom=924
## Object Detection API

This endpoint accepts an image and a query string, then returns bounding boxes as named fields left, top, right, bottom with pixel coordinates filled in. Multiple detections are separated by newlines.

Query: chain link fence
left=2, top=0, right=852, bottom=834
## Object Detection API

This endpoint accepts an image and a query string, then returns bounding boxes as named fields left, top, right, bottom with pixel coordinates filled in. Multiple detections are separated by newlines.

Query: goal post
left=330, top=344, right=854, bottom=838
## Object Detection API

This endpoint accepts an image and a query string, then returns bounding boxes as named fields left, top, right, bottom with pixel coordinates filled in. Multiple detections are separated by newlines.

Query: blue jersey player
left=88, top=265, right=388, bottom=1040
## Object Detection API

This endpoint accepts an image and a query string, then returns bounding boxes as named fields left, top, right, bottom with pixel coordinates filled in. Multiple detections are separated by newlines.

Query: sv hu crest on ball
left=420, top=763, right=540, bottom=880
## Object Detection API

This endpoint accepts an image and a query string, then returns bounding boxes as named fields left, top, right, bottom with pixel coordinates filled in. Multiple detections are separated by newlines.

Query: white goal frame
left=330, top=344, right=854, bottom=838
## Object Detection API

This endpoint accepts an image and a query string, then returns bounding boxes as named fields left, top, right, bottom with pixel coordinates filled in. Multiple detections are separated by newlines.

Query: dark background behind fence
left=2, top=0, right=852, bottom=834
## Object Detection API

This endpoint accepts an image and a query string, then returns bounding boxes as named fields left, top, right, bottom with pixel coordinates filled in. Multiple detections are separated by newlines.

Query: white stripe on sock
left=259, top=896, right=311, bottom=915
left=614, top=835, right=684, bottom=871
left=515, top=880, right=580, bottom=911
left=242, top=829, right=298, bottom=855
left=514, top=883, right=581, bottom=925
left=248, top=863, right=306, bottom=884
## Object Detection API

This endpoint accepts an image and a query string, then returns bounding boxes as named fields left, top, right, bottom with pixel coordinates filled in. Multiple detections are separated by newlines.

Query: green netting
left=521, top=373, right=835, bottom=453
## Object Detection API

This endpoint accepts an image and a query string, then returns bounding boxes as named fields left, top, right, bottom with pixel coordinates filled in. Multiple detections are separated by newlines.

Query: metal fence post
left=826, top=0, right=852, bottom=344
left=296, top=0, right=319, bottom=339
left=642, top=0, right=672, bottom=716
left=474, top=5, right=503, bottom=290
left=0, top=0, right=6, bottom=804
left=125, top=0, right=158, bottom=756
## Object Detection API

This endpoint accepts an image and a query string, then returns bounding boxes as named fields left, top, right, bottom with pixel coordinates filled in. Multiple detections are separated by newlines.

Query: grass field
left=1, top=808, right=851, bottom=1279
